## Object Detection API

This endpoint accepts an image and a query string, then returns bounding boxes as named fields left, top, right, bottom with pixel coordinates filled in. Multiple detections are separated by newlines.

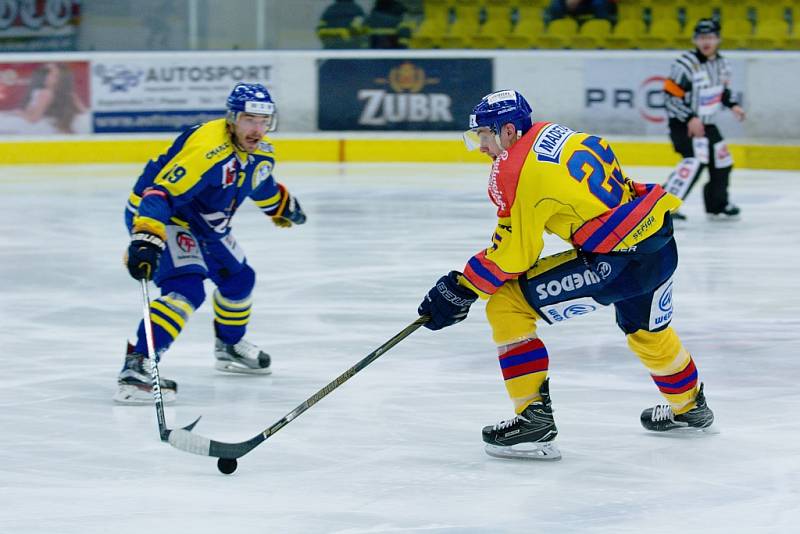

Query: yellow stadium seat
left=410, top=0, right=452, bottom=48
left=650, top=0, right=682, bottom=25
left=720, top=19, right=751, bottom=49
left=537, top=17, right=579, bottom=49
left=617, top=1, right=646, bottom=23
left=441, top=5, right=481, bottom=48
left=409, top=18, right=447, bottom=48
left=572, top=18, right=612, bottom=49
left=472, top=6, right=513, bottom=48
left=606, top=18, right=647, bottom=49
left=785, top=26, right=800, bottom=50
left=638, top=18, right=682, bottom=49
left=748, top=19, right=788, bottom=49
left=421, top=0, right=452, bottom=23
left=505, top=7, right=545, bottom=48
left=715, top=1, right=749, bottom=27
left=753, top=1, right=791, bottom=23
left=682, top=6, right=715, bottom=29
left=516, top=0, right=549, bottom=8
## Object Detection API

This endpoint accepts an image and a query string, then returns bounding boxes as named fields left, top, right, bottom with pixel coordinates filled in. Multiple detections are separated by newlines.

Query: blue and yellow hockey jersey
left=126, top=118, right=283, bottom=241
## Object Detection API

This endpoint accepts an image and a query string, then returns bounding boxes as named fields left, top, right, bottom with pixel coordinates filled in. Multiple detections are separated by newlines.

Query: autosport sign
left=91, top=56, right=274, bottom=132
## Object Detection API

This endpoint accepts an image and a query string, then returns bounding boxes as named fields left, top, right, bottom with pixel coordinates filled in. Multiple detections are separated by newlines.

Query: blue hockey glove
left=270, top=183, right=306, bottom=228
left=126, top=231, right=165, bottom=280
left=418, top=271, right=478, bottom=331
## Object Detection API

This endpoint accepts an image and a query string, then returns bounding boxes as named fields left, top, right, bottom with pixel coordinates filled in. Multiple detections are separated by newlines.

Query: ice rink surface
left=1, top=162, right=799, bottom=533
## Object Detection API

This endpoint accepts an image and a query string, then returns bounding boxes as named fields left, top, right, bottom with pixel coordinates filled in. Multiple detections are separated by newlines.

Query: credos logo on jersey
left=659, top=282, right=673, bottom=312
left=535, top=269, right=602, bottom=301
left=596, top=261, right=612, bottom=279
left=563, top=303, right=597, bottom=318
left=93, top=64, right=143, bottom=92
left=649, top=279, right=673, bottom=329
left=176, top=232, right=197, bottom=253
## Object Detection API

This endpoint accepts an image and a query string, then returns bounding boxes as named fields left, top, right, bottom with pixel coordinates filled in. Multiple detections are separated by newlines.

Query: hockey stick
left=168, top=316, right=429, bottom=460
left=139, top=279, right=201, bottom=441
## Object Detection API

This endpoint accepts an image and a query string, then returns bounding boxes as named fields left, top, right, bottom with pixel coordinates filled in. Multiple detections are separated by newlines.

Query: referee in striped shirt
left=663, top=19, right=746, bottom=221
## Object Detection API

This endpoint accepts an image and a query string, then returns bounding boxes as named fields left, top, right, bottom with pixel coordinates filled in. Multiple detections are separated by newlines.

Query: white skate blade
left=655, top=425, right=719, bottom=436
left=113, top=385, right=176, bottom=405
left=214, top=360, right=272, bottom=375
left=706, top=214, right=740, bottom=222
left=484, top=442, right=562, bottom=461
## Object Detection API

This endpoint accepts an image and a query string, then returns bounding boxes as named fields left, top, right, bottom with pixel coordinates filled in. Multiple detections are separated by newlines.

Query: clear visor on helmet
left=235, top=110, right=278, bottom=132
left=243, top=101, right=277, bottom=132
left=264, top=111, right=278, bottom=132
left=462, top=126, right=495, bottom=151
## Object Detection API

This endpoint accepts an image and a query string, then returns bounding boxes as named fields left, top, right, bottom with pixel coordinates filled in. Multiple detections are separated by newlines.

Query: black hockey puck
left=217, top=457, right=238, bottom=475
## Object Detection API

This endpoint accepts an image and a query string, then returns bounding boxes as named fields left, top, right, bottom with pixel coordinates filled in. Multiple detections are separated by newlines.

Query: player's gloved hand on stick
left=270, top=183, right=306, bottom=228
left=126, top=231, right=166, bottom=280
left=418, top=271, right=478, bottom=331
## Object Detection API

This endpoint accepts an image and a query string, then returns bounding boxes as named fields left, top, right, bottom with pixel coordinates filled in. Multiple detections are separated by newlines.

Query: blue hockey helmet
left=226, top=83, right=277, bottom=131
left=463, top=90, right=533, bottom=150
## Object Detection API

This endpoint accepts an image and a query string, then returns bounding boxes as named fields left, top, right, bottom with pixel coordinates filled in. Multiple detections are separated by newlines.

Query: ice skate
left=641, top=383, right=714, bottom=433
left=113, top=343, right=177, bottom=405
left=482, top=379, right=561, bottom=460
left=706, top=204, right=740, bottom=221
left=214, top=337, right=272, bottom=374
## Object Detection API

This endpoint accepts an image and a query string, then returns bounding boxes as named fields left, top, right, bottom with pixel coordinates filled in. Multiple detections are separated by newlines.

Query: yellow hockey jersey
left=461, top=122, right=681, bottom=298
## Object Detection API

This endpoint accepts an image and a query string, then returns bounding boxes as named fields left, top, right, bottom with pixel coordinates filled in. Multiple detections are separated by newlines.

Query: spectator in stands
left=366, top=0, right=410, bottom=49
left=317, top=0, right=367, bottom=49
left=545, top=0, right=612, bottom=24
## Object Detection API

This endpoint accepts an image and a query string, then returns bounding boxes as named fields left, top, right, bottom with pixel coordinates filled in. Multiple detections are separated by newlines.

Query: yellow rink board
left=0, top=138, right=798, bottom=169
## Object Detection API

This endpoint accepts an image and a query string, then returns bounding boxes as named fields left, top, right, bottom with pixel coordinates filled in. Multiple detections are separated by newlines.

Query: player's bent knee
left=217, top=263, right=256, bottom=301
left=486, top=280, right=539, bottom=345
left=161, top=274, right=206, bottom=309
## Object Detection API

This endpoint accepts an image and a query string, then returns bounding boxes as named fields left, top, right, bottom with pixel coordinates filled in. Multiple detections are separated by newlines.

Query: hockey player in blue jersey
left=115, top=83, right=307, bottom=404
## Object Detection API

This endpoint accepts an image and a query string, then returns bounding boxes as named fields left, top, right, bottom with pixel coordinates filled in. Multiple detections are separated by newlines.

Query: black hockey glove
left=126, top=231, right=166, bottom=280
left=270, top=183, right=307, bottom=228
left=418, top=271, right=478, bottom=331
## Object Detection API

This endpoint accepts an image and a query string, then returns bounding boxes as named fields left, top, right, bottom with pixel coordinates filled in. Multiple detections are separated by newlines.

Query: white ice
left=1, top=162, right=799, bottom=533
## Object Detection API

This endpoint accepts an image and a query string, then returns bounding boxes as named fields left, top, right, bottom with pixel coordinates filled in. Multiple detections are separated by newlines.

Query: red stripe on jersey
left=593, top=189, right=664, bottom=252
left=571, top=213, right=610, bottom=246
left=463, top=263, right=502, bottom=295
left=487, top=122, right=547, bottom=217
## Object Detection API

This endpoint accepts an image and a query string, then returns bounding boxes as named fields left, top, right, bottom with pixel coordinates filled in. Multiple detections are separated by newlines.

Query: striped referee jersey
left=663, top=49, right=739, bottom=124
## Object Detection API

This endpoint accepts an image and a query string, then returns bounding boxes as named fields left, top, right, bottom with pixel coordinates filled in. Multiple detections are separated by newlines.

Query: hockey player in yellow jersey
left=418, top=90, right=714, bottom=460
left=115, top=83, right=307, bottom=404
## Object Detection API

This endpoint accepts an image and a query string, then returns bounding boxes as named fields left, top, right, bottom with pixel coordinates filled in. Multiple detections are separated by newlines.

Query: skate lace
left=651, top=404, right=674, bottom=422
left=494, top=415, right=529, bottom=431
left=233, top=338, right=261, bottom=359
